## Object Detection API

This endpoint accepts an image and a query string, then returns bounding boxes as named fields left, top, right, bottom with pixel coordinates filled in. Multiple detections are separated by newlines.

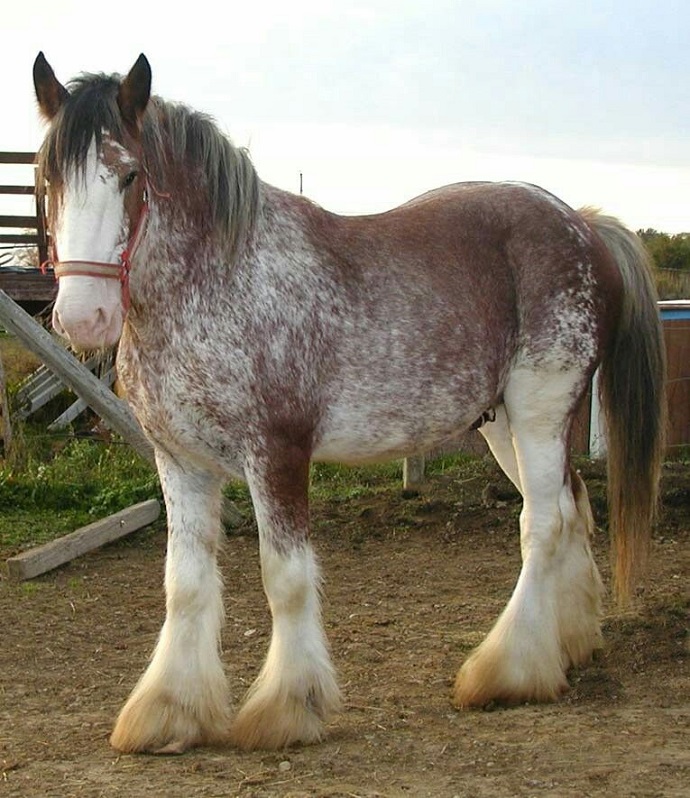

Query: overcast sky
left=3, top=0, right=690, bottom=231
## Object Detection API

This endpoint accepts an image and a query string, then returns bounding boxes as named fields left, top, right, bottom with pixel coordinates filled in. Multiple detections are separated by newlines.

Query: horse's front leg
left=231, top=444, right=341, bottom=750
left=110, top=452, right=229, bottom=754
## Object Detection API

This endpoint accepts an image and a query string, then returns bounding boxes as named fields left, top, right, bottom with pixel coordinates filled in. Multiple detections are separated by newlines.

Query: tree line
left=637, top=229, right=690, bottom=299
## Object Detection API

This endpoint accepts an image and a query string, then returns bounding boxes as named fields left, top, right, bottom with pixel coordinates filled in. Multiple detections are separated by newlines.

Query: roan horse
left=33, top=53, right=666, bottom=754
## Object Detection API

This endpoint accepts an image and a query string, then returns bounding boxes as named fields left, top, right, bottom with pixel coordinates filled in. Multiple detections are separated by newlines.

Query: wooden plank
left=0, top=185, right=35, bottom=195
left=16, top=354, right=111, bottom=419
left=0, top=271, right=55, bottom=300
left=48, top=368, right=116, bottom=429
left=20, top=354, right=106, bottom=394
left=0, top=215, right=38, bottom=229
left=0, top=233, right=40, bottom=244
left=5, top=499, right=161, bottom=580
left=16, top=364, right=53, bottom=396
left=47, top=395, right=89, bottom=429
left=0, top=152, right=36, bottom=165
left=15, top=364, right=55, bottom=405
left=15, top=371, right=64, bottom=419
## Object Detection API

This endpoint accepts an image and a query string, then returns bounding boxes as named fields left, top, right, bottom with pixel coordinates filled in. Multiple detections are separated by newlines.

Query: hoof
left=110, top=687, right=230, bottom=754
left=453, top=637, right=568, bottom=709
left=230, top=675, right=342, bottom=751
left=231, top=695, right=324, bottom=751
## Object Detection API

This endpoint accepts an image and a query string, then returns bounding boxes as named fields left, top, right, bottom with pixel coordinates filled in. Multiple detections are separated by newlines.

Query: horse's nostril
left=52, top=308, right=67, bottom=337
left=95, top=306, right=108, bottom=327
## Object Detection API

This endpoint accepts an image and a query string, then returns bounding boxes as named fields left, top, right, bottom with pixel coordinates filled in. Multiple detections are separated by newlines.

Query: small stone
left=278, top=760, right=292, bottom=772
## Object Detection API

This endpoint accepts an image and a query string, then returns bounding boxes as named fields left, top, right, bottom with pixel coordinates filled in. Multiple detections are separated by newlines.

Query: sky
left=2, top=0, right=690, bottom=232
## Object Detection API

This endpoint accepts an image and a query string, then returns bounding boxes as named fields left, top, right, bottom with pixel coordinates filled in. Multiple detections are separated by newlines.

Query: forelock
left=37, top=73, right=127, bottom=188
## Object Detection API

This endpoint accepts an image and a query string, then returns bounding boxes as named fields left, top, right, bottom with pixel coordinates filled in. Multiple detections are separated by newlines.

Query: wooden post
left=6, top=500, right=161, bottom=581
left=403, top=455, right=425, bottom=489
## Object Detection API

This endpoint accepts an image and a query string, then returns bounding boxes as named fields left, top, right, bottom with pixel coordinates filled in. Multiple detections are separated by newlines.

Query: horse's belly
left=313, top=390, right=488, bottom=464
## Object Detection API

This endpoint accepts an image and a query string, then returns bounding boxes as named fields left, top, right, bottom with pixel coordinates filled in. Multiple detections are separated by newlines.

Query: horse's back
left=304, top=178, right=618, bottom=365
left=349, top=180, right=621, bottom=362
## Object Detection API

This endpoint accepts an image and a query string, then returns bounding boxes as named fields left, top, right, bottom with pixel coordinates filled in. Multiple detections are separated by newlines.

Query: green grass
left=0, top=434, right=160, bottom=551
left=309, top=460, right=402, bottom=501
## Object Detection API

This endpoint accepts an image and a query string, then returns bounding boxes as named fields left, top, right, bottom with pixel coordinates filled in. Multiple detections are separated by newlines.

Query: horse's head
left=33, top=53, right=152, bottom=351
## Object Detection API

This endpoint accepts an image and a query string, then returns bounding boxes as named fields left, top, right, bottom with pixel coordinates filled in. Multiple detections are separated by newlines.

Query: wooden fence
left=0, top=152, right=54, bottom=310
left=0, top=152, right=48, bottom=264
left=660, top=301, right=690, bottom=449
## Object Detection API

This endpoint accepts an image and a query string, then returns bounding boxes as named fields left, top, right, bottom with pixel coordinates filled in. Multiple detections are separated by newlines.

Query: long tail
left=580, top=208, right=667, bottom=606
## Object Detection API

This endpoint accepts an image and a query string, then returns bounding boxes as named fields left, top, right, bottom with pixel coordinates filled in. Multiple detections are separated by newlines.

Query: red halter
left=42, top=186, right=150, bottom=312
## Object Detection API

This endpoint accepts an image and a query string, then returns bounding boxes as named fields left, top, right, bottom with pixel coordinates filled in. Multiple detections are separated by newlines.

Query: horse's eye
left=122, top=171, right=138, bottom=189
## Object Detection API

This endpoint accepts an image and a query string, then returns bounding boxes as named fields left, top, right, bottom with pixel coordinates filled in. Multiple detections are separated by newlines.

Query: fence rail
left=0, top=151, right=48, bottom=268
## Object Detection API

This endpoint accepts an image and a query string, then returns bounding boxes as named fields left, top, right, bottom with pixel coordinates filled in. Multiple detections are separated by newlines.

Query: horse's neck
left=130, top=183, right=333, bottom=333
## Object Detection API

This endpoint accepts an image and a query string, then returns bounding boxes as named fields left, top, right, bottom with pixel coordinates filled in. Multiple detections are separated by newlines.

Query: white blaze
left=52, top=140, right=128, bottom=350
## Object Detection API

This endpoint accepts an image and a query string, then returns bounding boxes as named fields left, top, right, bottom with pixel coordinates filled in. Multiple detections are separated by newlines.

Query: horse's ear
left=117, top=54, right=152, bottom=134
left=33, top=52, right=69, bottom=120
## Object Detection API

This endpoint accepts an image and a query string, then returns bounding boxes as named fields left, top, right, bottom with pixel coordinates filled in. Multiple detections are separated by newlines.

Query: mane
left=38, top=72, right=260, bottom=257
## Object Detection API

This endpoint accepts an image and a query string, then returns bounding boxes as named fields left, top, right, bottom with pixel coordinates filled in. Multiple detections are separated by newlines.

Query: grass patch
left=0, top=434, right=160, bottom=551
left=309, top=461, right=402, bottom=501
left=308, top=451, right=487, bottom=502
left=1, top=509, right=96, bottom=552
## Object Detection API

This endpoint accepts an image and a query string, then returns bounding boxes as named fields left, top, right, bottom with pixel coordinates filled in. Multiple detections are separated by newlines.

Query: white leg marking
left=111, top=455, right=229, bottom=753
left=232, top=543, right=341, bottom=750
left=231, top=455, right=341, bottom=750
left=479, top=403, right=522, bottom=494
left=455, top=367, right=603, bottom=707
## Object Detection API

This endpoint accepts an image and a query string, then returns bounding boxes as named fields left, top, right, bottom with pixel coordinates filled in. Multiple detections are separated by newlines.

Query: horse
left=32, top=52, right=666, bottom=755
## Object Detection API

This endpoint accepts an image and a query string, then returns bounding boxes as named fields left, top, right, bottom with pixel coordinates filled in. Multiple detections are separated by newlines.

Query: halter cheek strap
left=42, top=188, right=150, bottom=312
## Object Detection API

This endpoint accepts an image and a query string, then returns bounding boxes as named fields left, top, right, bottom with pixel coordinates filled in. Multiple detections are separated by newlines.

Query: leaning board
left=5, top=499, right=161, bottom=581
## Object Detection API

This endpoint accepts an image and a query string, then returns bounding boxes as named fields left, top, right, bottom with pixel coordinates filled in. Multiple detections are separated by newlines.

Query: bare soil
left=1, top=458, right=688, bottom=798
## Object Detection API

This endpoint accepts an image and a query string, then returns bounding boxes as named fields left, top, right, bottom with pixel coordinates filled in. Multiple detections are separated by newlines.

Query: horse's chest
left=117, top=339, right=248, bottom=469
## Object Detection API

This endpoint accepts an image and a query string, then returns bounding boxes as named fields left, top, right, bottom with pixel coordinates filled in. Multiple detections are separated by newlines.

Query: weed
left=19, top=581, right=42, bottom=598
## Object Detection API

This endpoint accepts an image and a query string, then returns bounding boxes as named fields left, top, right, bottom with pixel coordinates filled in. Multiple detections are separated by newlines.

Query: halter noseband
left=42, top=186, right=150, bottom=312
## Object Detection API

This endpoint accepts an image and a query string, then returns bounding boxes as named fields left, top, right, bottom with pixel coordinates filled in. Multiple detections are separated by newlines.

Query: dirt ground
left=0, top=457, right=688, bottom=798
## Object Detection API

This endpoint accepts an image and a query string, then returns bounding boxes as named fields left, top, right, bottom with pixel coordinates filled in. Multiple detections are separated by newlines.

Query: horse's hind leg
left=454, top=366, right=603, bottom=708
left=110, top=453, right=229, bottom=754
left=479, top=403, right=522, bottom=494
left=231, top=444, right=341, bottom=750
